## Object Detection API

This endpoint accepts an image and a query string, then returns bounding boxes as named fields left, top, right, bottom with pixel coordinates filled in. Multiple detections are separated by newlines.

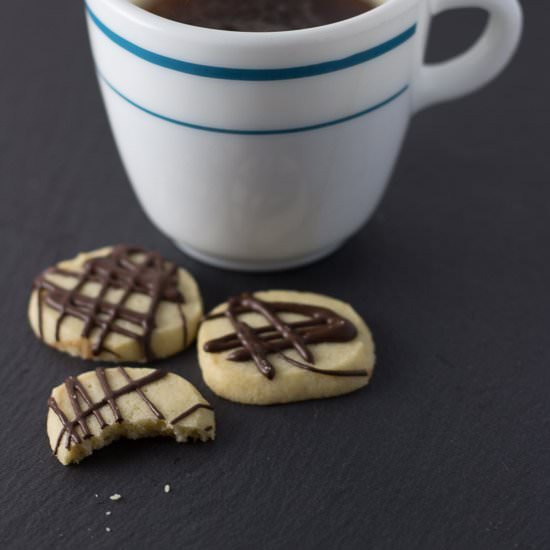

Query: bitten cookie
left=198, top=290, right=375, bottom=405
left=29, top=245, right=203, bottom=362
left=47, top=367, right=215, bottom=465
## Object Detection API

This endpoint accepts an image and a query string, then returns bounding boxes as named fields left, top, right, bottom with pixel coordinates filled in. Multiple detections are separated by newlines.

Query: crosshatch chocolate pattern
left=203, top=293, right=369, bottom=379
left=33, top=245, right=188, bottom=360
left=48, top=367, right=214, bottom=456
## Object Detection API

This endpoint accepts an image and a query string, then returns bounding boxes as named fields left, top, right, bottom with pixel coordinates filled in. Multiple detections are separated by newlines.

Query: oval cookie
left=47, top=367, right=215, bottom=465
left=29, top=245, right=203, bottom=362
left=198, top=290, right=375, bottom=405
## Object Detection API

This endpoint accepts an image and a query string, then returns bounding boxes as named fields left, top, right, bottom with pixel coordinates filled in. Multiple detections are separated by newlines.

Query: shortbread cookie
left=47, top=367, right=215, bottom=465
left=29, top=245, right=203, bottom=362
left=198, top=291, right=375, bottom=405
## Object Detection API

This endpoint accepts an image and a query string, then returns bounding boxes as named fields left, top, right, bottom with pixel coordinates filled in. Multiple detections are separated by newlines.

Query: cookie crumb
left=105, top=527, right=111, bottom=533
left=164, top=484, right=171, bottom=493
left=105, top=511, right=111, bottom=516
left=109, top=494, right=122, bottom=501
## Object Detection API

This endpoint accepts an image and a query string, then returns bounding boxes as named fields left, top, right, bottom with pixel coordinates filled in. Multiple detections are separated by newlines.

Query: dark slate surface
left=0, top=2, right=548, bottom=549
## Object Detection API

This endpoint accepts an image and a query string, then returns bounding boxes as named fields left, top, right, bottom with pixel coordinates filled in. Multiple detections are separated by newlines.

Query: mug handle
left=413, top=0, right=523, bottom=113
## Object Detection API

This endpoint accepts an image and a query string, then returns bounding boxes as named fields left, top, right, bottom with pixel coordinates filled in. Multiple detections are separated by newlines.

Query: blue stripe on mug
left=99, top=72, right=409, bottom=135
left=86, top=3, right=416, bottom=81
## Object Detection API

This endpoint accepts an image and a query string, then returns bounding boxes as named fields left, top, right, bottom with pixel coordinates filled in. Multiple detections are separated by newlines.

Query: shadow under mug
left=86, top=0, right=522, bottom=271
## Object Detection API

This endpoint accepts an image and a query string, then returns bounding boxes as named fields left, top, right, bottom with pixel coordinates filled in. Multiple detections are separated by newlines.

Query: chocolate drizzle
left=48, top=367, right=214, bottom=455
left=203, top=293, right=368, bottom=379
left=33, top=245, right=187, bottom=361
left=170, top=403, right=216, bottom=425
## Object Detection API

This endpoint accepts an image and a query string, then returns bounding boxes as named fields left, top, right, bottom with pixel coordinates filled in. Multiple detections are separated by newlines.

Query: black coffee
left=143, top=0, right=379, bottom=32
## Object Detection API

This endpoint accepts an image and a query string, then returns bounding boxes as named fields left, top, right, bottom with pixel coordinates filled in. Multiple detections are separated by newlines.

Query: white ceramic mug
left=86, top=0, right=522, bottom=271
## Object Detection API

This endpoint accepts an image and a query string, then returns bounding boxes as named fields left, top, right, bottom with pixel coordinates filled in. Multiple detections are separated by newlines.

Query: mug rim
left=94, top=0, right=417, bottom=45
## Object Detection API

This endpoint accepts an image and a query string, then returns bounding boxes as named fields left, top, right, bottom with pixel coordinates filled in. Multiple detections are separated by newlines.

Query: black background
left=1, top=1, right=548, bottom=549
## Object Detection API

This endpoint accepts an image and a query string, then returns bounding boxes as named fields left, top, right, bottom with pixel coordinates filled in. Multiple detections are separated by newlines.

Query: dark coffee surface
left=1, top=1, right=550, bottom=549
left=144, top=0, right=377, bottom=32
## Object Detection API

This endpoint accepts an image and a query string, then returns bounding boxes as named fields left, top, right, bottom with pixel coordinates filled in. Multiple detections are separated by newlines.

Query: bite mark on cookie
left=47, top=367, right=215, bottom=465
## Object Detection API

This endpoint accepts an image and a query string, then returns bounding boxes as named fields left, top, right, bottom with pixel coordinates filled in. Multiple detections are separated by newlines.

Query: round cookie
left=198, top=290, right=375, bottom=405
left=47, top=367, right=215, bottom=465
left=29, top=245, right=203, bottom=362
